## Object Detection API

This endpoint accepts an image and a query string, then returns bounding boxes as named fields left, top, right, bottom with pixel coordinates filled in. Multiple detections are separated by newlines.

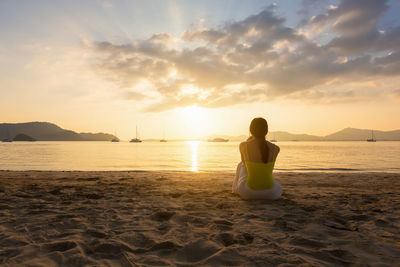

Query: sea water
left=0, top=141, right=399, bottom=172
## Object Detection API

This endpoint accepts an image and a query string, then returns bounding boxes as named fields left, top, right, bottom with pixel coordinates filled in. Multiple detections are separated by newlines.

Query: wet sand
left=0, top=171, right=399, bottom=266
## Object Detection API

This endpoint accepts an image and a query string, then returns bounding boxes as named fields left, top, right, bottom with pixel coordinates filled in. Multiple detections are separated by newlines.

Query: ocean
left=1, top=141, right=399, bottom=172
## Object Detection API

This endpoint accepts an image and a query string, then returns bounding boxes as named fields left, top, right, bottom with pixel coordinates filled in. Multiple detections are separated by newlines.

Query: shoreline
left=1, top=169, right=400, bottom=174
left=1, top=171, right=399, bottom=265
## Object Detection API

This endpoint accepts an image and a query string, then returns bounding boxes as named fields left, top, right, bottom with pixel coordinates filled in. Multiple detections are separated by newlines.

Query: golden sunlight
left=187, top=140, right=199, bottom=172
left=179, top=106, right=209, bottom=138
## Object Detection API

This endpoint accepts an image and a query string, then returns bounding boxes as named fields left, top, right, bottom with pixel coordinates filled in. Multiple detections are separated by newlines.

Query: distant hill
left=13, top=133, right=36, bottom=141
left=323, top=128, right=400, bottom=141
left=203, top=134, right=248, bottom=142
left=268, top=131, right=322, bottom=141
left=0, top=122, right=117, bottom=141
left=206, top=128, right=400, bottom=141
left=1, top=122, right=399, bottom=141
left=205, top=132, right=322, bottom=141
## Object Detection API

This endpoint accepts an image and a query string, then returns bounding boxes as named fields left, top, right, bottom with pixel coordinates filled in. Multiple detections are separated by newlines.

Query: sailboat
left=270, top=132, right=277, bottom=142
left=2, top=128, right=13, bottom=142
left=367, top=130, right=376, bottom=142
left=130, top=126, right=142, bottom=143
left=111, top=130, right=120, bottom=142
left=160, top=130, right=167, bottom=142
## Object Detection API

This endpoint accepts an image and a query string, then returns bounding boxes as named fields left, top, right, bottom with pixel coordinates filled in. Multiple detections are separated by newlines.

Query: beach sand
left=0, top=171, right=399, bottom=266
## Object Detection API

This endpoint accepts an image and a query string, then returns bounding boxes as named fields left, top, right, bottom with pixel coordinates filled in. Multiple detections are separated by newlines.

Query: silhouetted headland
left=0, top=122, right=117, bottom=141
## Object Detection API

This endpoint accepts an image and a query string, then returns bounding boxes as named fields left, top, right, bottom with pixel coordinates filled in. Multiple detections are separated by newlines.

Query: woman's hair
left=249, top=117, right=269, bottom=163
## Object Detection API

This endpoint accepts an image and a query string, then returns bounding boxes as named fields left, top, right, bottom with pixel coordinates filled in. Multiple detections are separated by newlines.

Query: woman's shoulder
left=239, top=139, right=253, bottom=152
left=239, top=141, right=247, bottom=151
left=266, top=141, right=280, bottom=152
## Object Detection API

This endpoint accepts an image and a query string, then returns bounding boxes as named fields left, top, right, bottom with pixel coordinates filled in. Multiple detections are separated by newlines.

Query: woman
left=232, top=117, right=282, bottom=200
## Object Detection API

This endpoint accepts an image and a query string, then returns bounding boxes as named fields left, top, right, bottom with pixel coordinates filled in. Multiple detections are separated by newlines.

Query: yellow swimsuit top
left=244, top=143, right=276, bottom=190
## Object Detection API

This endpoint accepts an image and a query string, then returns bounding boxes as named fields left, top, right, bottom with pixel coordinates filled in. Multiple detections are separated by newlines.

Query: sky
left=1, top=0, right=400, bottom=140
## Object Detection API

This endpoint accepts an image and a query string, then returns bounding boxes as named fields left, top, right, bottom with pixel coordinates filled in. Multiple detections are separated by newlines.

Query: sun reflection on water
left=187, top=141, right=199, bottom=172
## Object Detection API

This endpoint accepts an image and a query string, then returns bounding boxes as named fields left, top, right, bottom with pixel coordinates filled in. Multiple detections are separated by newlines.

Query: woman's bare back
left=240, top=139, right=280, bottom=163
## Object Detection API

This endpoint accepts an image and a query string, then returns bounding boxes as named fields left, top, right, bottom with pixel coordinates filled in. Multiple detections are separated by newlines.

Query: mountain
left=268, top=131, right=322, bottom=141
left=205, top=128, right=400, bottom=141
left=203, top=134, right=248, bottom=141
left=0, top=122, right=117, bottom=141
left=205, top=132, right=321, bottom=141
left=80, top=132, right=119, bottom=141
left=13, top=133, right=36, bottom=141
left=323, top=128, right=400, bottom=141
left=1, top=122, right=399, bottom=141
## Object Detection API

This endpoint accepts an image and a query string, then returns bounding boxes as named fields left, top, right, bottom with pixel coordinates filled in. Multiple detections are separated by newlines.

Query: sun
left=179, top=105, right=209, bottom=138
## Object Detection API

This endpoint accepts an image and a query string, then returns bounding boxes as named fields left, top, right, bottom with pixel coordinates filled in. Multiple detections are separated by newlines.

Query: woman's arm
left=273, top=145, right=280, bottom=161
left=239, top=142, right=245, bottom=162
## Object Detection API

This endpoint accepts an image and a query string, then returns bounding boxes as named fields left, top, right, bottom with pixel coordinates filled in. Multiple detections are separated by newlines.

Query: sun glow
left=187, top=141, right=199, bottom=172
left=179, top=106, right=209, bottom=138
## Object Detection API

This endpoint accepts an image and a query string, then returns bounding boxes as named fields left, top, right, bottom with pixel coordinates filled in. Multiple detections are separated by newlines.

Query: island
left=13, top=133, right=36, bottom=141
left=0, top=122, right=118, bottom=141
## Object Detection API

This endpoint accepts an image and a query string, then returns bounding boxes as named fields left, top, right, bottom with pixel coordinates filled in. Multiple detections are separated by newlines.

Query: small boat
left=270, top=133, right=277, bottom=142
left=130, top=126, right=142, bottom=143
left=2, top=128, right=13, bottom=142
left=367, top=130, right=376, bottom=142
left=111, top=130, right=119, bottom=142
left=208, top=138, right=228, bottom=142
left=160, top=130, right=167, bottom=142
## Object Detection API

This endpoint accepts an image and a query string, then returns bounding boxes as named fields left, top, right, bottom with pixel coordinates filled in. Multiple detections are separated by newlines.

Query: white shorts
left=232, top=162, right=282, bottom=200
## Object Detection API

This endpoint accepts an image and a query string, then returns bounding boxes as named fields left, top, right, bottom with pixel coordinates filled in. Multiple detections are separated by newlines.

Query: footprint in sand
left=216, top=232, right=254, bottom=246
left=213, top=219, right=233, bottom=226
left=289, top=236, right=326, bottom=248
left=212, top=219, right=234, bottom=231
left=148, top=241, right=181, bottom=251
left=92, top=241, right=134, bottom=258
left=48, top=188, right=62, bottom=195
left=176, top=240, right=221, bottom=263
left=217, top=233, right=236, bottom=246
left=86, top=229, right=107, bottom=238
left=153, top=211, right=175, bottom=221
left=43, top=241, right=77, bottom=252
left=240, top=232, right=254, bottom=244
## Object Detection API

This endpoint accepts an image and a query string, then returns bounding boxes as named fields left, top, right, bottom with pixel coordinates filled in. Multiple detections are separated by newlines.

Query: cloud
left=308, top=0, right=388, bottom=35
left=297, top=0, right=331, bottom=18
left=305, top=0, right=399, bottom=54
left=88, top=0, right=400, bottom=111
left=123, top=91, right=150, bottom=101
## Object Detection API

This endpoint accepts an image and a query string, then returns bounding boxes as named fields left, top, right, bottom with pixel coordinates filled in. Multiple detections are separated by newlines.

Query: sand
left=0, top=171, right=399, bottom=266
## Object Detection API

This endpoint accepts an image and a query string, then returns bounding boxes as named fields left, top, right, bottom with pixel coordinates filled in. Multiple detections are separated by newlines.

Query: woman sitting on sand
left=232, top=117, right=282, bottom=200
